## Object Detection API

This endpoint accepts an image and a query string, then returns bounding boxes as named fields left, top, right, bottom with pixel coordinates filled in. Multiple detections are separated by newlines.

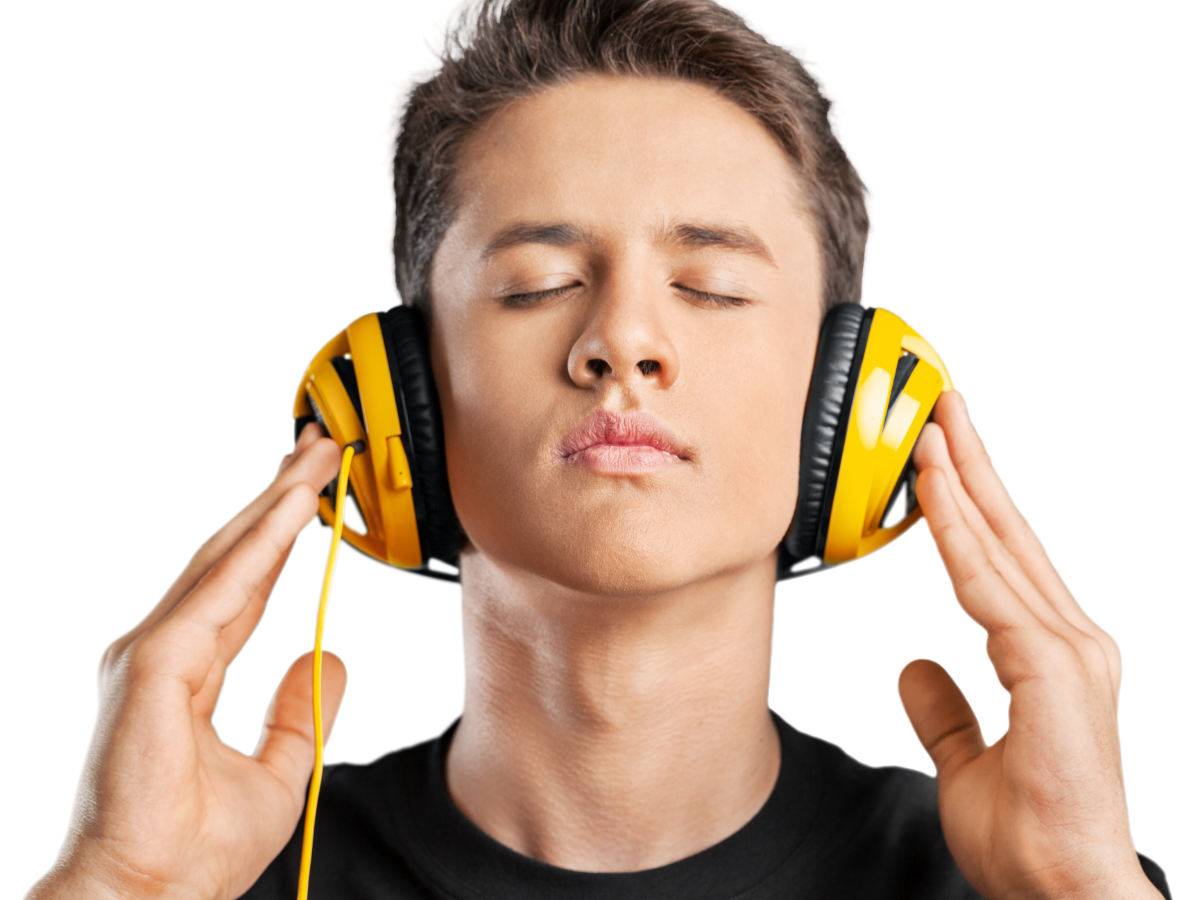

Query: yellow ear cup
left=295, top=314, right=423, bottom=568
left=822, top=308, right=952, bottom=563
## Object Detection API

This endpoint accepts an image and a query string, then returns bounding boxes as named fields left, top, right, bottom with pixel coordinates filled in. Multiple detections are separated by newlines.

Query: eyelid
left=673, top=283, right=749, bottom=308
left=498, top=278, right=750, bottom=307
left=501, top=283, right=581, bottom=306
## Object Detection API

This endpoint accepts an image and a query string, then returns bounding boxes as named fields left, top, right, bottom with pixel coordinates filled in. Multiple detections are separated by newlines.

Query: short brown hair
left=393, top=0, right=867, bottom=315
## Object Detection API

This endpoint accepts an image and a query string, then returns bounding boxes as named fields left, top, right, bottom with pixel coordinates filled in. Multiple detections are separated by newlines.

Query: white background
left=2, top=1, right=1196, bottom=896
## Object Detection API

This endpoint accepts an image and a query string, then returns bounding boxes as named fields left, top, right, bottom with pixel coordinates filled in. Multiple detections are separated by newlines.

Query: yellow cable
left=296, top=443, right=357, bottom=900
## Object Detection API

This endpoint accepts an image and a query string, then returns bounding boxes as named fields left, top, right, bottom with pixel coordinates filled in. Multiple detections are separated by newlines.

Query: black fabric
left=238, top=713, right=1167, bottom=900
left=377, top=306, right=461, bottom=568
left=784, top=304, right=870, bottom=566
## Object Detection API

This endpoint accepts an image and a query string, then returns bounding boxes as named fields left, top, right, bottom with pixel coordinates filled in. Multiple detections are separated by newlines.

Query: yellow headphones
left=777, top=304, right=951, bottom=577
left=294, top=303, right=950, bottom=581
left=291, top=301, right=953, bottom=898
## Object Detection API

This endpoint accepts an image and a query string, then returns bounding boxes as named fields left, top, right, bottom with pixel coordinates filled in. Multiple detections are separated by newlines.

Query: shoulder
left=773, top=714, right=981, bottom=900
left=239, top=738, right=439, bottom=900
left=319, top=737, right=431, bottom=814
left=806, top=725, right=941, bottom=829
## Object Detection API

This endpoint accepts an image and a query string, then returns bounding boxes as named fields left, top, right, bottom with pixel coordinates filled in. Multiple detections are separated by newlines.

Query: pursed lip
left=555, top=410, right=690, bottom=473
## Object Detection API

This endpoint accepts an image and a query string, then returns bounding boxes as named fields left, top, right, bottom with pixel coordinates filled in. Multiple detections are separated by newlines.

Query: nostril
left=587, top=358, right=610, bottom=378
left=637, top=359, right=660, bottom=376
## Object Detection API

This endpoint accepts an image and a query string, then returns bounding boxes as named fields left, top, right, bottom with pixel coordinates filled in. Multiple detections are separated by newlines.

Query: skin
left=28, top=76, right=1159, bottom=899
left=431, top=76, right=817, bottom=870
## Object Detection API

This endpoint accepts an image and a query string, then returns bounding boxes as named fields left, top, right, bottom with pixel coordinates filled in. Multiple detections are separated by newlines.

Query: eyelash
left=673, top=284, right=748, bottom=308
left=500, top=284, right=748, bottom=308
left=502, top=285, right=577, bottom=306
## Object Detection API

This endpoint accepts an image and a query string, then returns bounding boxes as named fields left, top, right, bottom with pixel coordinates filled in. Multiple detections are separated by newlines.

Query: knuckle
left=98, top=639, right=125, bottom=682
left=1104, top=632, right=1122, bottom=669
left=988, top=621, right=1033, bottom=655
left=98, top=635, right=144, bottom=694
left=280, top=481, right=320, bottom=520
left=1094, top=626, right=1120, bottom=659
left=989, top=626, right=1069, bottom=679
left=310, top=437, right=342, bottom=471
left=122, top=633, right=163, bottom=679
left=1075, top=632, right=1115, bottom=678
left=1042, top=635, right=1089, bottom=683
left=210, top=546, right=263, bottom=601
left=949, top=556, right=993, bottom=595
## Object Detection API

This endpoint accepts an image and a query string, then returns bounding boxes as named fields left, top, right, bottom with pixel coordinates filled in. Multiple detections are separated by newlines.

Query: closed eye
left=673, top=284, right=748, bottom=308
left=502, top=284, right=581, bottom=307
left=503, top=283, right=748, bottom=307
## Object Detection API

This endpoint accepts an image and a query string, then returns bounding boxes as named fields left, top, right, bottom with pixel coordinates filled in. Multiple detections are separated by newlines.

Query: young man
left=27, top=1, right=1170, bottom=898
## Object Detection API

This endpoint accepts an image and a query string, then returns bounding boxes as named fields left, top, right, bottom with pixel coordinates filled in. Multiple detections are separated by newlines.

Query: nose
left=566, top=277, right=680, bottom=390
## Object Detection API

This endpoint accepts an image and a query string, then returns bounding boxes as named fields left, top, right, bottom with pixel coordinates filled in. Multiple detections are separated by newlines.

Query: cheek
left=691, top=323, right=810, bottom=553
left=431, top=307, right=564, bottom=549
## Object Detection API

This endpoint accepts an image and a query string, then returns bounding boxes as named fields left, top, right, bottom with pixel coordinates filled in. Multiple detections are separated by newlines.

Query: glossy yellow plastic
left=823, top=309, right=952, bottom=563
left=294, top=314, right=423, bottom=568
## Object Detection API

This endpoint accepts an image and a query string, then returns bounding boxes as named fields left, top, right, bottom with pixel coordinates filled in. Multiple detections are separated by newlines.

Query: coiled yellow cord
left=296, top=443, right=357, bottom=900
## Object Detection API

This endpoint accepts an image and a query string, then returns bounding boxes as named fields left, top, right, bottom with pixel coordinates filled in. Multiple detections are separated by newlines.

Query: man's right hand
left=28, top=424, right=345, bottom=900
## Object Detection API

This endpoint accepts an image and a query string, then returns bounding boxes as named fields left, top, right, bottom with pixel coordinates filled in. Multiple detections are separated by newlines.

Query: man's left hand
left=901, top=391, right=1160, bottom=900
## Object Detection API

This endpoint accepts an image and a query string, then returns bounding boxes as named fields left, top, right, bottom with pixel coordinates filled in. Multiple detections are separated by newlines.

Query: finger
left=113, top=436, right=340, bottom=655
left=933, top=393, right=1122, bottom=687
left=917, top=465, right=1038, bottom=635
left=934, top=394, right=1079, bottom=620
left=915, top=422, right=1077, bottom=639
left=149, top=484, right=321, bottom=694
left=278, top=421, right=328, bottom=474
left=215, top=540, right=295, bottom=667
left=191, top=540, right=297, bottom=718
left=898, top=659, right=985, bottom=780
left=296, top=419, right=327, bottom=454
left=254, top=652, right=349, bottom=803
left=166, top=435, right=338, bottom=612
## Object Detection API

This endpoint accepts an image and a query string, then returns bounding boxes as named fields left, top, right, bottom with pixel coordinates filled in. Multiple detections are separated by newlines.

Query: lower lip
left=564, top=444, right=682, bottom=474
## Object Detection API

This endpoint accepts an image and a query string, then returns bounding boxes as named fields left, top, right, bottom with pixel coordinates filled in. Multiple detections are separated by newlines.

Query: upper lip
left=556, top=410, right=689, bottom=460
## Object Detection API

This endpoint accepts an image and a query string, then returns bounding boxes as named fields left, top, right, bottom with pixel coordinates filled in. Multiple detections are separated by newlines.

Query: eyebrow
left=480, top=222, right=591, bottom=259
left=659, top=222, right=776, bottom=265
left=478, top=219, right=775, bottom=265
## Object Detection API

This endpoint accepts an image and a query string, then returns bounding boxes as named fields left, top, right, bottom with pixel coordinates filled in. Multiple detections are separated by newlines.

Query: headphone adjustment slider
left=386, top=435, right=413, bottom=491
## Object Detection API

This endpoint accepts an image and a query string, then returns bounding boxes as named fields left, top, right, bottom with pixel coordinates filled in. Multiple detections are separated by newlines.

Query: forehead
left=447, top=74, right=810, bottom=245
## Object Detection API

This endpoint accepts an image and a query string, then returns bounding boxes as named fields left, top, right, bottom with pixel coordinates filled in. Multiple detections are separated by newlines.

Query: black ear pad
left=377, top=305, right=462, bottom=567
left=781, top=303, right=873, bottom=566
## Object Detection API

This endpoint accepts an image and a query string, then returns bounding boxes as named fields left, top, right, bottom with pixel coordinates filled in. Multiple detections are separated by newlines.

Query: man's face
left=429, top=75, right=823, bottom=595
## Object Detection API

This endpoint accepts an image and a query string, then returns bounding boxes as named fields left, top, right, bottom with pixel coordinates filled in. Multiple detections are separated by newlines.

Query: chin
left=467, top=508, right=775, bottom=599
left=451, top=456, right=796, bottom=599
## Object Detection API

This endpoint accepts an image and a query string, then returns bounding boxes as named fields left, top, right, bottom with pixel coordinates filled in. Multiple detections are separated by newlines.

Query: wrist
left=27, top=845, right=201, bottom=900
left=1050, top=870, right=1162, bottom=900
left=27, top=863, right=130, bottom=900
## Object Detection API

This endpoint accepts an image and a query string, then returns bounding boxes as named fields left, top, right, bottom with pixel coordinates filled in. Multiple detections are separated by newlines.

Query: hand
left=900, top=392, right=1160, bottom=900
left=28, top=424, right=346, bottom=900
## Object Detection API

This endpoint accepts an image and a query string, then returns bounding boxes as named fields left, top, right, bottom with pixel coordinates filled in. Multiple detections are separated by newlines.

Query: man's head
left=392, top=0, right=867, bottom=597
left=394, top=0, right=867, bottom=317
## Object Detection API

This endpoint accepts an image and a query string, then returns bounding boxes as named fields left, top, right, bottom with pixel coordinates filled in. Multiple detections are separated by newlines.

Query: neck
left=445, top=552, right=781, bottom=873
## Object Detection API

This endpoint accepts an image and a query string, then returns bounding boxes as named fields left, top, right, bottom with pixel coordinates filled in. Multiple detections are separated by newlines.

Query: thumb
left=254, top=651, right=349, bottom=799
left=899, top=659, right=985, bottom=779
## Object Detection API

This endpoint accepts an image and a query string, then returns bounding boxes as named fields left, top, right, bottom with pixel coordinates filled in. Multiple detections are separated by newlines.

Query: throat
left=445, top=556, right=781, bottom=873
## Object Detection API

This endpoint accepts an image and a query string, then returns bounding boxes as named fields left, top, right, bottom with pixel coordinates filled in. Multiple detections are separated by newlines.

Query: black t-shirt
left=242, top=713, right=1170, bottom=899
